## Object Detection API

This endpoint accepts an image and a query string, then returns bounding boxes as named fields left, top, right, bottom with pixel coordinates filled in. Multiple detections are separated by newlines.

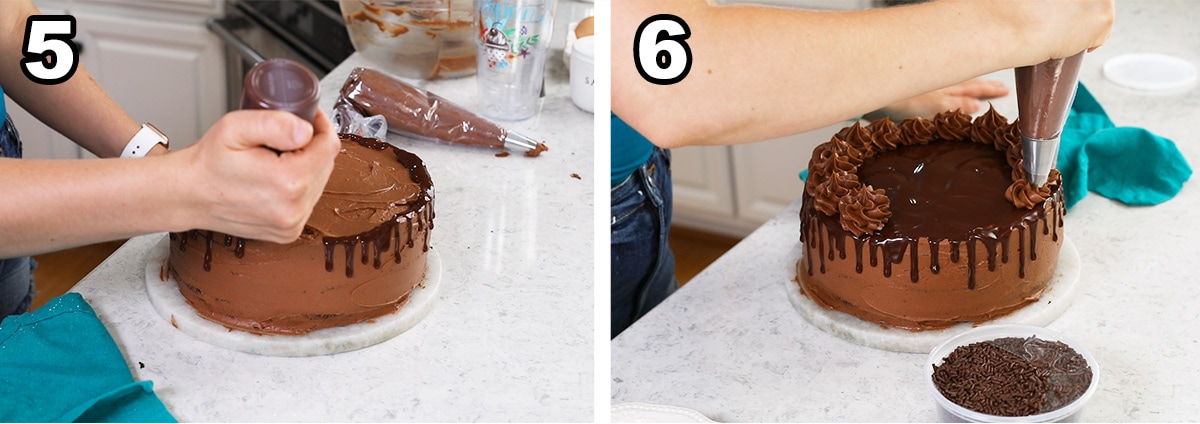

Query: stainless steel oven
left=208, top=0, right=356, bottom=112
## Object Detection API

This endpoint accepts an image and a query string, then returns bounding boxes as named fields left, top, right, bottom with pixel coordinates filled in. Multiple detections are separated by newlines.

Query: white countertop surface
left=611, top=1, right=1200, bottom=421
left=70, top=2, right=596, bottom=421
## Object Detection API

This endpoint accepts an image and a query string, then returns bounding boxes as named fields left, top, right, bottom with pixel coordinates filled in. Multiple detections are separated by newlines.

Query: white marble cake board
left=143, top=235, right=442, bottom=357
left=786, top=236, right=1082, bottom=354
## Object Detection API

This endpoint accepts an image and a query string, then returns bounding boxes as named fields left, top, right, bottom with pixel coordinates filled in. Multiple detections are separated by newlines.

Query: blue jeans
left=0, top=256, right=35, bottom=317
left=611, top=147, right=677, bottom=338
left=0, top=115, right=36, bottom=316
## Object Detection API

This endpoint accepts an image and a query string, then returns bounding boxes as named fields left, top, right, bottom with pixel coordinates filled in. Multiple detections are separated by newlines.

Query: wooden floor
left=669, top=226, right=742, bottom=286
left=29, top=240, right=126, bottom=311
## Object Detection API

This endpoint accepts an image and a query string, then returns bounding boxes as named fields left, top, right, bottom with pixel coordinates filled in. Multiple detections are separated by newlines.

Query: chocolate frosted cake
left=168, top=134, right=435, bottom=335
left=797, top=108, right=1064, bottom=331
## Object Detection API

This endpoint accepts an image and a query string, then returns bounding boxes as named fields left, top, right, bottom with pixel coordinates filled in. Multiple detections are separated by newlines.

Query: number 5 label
left=22, top=16, right=80, bottom=85
left=634, top=14, right=692, bottom=85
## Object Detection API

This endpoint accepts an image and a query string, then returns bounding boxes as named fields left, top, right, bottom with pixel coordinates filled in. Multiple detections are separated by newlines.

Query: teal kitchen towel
left=1057, top=83, right=1191, bottom=209
left=799, top=83, right=1192, bottom=210
left=0, top=293, right=176, bottom=423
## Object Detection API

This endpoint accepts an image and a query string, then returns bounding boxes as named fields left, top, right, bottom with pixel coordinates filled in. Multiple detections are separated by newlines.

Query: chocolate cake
left=168, top=134, right=435, bottom=335
left=797, top=108, right=1064, bottom=330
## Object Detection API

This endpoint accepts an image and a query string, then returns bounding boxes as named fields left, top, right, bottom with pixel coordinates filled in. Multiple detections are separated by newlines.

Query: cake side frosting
left=797, top=108, right=1064, bottom=331
left=168, top=134, right=435, bottom=335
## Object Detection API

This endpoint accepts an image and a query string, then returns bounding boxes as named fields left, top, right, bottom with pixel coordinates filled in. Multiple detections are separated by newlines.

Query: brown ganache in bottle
left=797, top=108, right=1064, bottom=331
left=240, top=58, right=321, bottom=123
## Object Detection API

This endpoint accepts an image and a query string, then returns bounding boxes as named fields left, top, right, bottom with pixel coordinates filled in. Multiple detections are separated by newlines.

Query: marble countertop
left=611, top=1, right=1200, bottom=421
left=70, top=2, right=596, bottom=421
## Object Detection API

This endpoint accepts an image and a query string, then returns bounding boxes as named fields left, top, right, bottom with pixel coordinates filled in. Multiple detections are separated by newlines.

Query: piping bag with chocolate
left=334, top=67, right=548, bottom=157
left=1016, top=51, right=1085, bottom=187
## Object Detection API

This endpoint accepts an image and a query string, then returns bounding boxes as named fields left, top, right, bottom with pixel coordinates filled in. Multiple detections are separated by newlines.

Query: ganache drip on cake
left=800, top=108, right=1064, bottom=290
left=171, top=231, right=247, bottom=271
left=170, top=134, right=435, bottom=278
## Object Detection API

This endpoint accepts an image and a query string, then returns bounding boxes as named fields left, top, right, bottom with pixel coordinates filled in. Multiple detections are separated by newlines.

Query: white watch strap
left=121, top=123, right=169, bottom=158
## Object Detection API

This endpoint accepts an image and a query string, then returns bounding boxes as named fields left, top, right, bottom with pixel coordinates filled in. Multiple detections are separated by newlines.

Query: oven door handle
left=206, top=17, right=266, bottom=65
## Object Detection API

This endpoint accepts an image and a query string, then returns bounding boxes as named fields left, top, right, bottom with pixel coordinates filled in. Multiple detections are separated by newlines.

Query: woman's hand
left=980, top=0, right=1114, bottom=62
left=866, top=78, right=1009, bottom=122
left=175, top=109, right=340, bottom=243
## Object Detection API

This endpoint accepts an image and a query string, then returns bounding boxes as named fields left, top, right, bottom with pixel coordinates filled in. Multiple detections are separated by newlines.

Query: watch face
left=122, top=123, right=170, bottom=157
left=144, top=123, right=169, bottom=144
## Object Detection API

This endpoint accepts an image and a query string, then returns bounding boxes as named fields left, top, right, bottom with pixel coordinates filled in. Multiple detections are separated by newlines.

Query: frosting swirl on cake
left=1006, top=169, right=1062, bottom=209
left=837, top=186, right=891, bottom=235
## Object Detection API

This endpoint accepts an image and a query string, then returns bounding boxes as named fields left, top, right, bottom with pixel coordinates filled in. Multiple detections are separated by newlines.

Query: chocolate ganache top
left=308, top=134, right=427, bottom=236
left=804, top=108, right=1061, bottom=237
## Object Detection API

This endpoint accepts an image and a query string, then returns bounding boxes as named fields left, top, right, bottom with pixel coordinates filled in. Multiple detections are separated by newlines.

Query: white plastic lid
left=610, top=403, right=714, bottom=423
left=573, top=36, right=594, bottom=65
left=1102, top=53, right=1197, bottom=91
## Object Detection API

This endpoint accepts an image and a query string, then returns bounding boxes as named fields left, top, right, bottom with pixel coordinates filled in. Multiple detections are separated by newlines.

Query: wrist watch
left=120, top=123, right=169, bottom=158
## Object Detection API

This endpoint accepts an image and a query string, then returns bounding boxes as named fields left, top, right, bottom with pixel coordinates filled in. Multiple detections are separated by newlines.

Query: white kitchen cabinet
left=718, top=0, right=872, bottom=10
left=4, top=0, right=224, bottom=159
left=82, top=0, right=223, bottom=17
left=671, top=144, right=737, bottom=221
left=4, top=93, right=79, bottom=161
left=671, top=121, right=851, bottom=238
left=3, top=4, right=76, bottom=160
left=72, top=8, right=226, bottom=154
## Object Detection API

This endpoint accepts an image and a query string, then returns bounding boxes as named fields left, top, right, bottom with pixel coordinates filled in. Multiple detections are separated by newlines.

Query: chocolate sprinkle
left=932, top=336, right=1092, bottom=417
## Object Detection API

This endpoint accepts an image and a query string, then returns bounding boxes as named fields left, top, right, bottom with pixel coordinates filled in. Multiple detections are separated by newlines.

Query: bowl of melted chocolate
left=925, top=324, right=1098, bottom=422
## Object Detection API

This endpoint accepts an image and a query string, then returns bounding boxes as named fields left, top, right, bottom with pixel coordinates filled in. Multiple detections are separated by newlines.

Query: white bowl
left=925, top=324, right=1099, bottom=422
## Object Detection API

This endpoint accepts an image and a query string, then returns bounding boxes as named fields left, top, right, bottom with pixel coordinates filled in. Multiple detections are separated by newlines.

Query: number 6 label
left=634, top=15, right=692, bottom=85
left=21, top=16, right=80, bottom=85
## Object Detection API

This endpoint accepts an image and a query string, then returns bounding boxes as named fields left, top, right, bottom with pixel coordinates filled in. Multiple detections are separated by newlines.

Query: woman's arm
left=612, top=0, right=1113, bottom=148
left=0, top=0, right=147, bottom=158
left=0, top=110, right=340, bottom=258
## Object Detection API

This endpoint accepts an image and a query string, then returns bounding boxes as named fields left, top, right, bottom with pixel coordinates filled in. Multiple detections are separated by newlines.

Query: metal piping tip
left=1022, top=135, right=1061, bottom=188
left=503, top=131, right=540, bottom=153
left=1030, top=171, right=1051, bottom=187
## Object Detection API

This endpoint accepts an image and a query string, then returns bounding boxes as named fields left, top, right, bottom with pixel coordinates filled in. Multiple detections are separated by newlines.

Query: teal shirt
left=611, top=113, right=654, bottom=186
left=1, top=83, right=6, bottom=119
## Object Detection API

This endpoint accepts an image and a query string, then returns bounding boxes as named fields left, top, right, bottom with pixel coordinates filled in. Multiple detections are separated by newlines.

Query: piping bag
left=334, top=67, right=549, bottom=157
left=1016, top=51, right=1085, bottom=187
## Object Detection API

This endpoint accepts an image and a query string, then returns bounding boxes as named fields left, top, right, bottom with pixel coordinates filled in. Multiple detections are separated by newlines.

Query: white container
left=925, top=324, right=1099, bottom=423
left=570, top=35, right=594, bottom=113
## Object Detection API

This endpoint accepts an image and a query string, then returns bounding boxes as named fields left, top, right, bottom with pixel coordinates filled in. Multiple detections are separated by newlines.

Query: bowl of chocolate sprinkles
left=925, top=324, right=1098, bottom=422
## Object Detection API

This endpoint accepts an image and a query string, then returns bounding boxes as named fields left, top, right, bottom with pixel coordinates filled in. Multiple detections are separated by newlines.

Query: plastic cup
left=925, top=324, right=1099, bottom=423
left=474, top=0, right=556, bottom=121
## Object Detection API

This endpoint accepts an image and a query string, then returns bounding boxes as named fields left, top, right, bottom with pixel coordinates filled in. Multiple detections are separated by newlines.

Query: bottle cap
left=241, top=59, right=320, bottom=122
